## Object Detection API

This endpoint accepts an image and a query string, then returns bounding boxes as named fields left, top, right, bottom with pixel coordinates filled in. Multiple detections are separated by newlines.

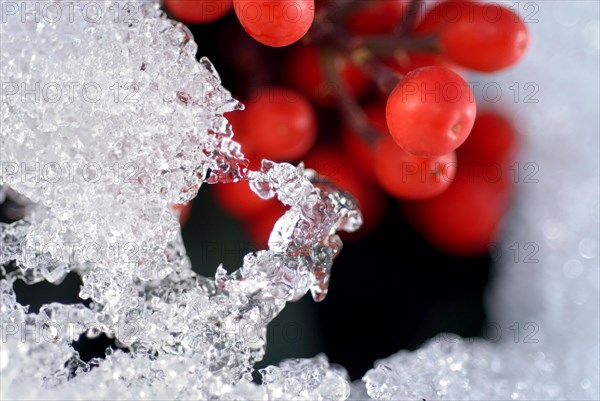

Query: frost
left=1, top=0, right=598, bottom=400
left=260, top=354, right=351, bottom=400
left=363, top=338, right=562, bottom=400
left=0, top=1, right=359, bottom=398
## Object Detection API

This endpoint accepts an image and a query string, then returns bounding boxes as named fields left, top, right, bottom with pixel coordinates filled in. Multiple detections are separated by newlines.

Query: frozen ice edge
left=1, top=1, right=360, bottom=398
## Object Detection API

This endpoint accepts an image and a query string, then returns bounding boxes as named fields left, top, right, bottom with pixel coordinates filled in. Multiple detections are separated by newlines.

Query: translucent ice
left=1, top=1, right=359, bottom=398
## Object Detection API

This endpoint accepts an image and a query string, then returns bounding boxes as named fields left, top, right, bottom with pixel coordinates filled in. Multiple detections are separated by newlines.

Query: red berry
left=213, top=180, right=277, bottom=219
left=375, top=135, right=457, bottom=200
left=345, top=0, right=408, bottom=35
left=386, top=66, right=476, bottom=157
left=401, top=171, right=510, bottom=256
left=455, top=111, right=520, bottom=198
left=225, top=109, right=255, bottom=157
left=286, top=45, right=370, bottom=106
left=456, top=111, right=519, bottom=195
left=438, top=3, right=529, bottom=72
left=458, top=112, right=519, bottom=168
left=240, top=86, right=317, bottom=161
left=233, top=0, right=315, bottom=47
left=164, top=0, right=233, bottom=24
left=304, top=146, right=387, bottom=236
left=401, top=112, right=519, bottom=256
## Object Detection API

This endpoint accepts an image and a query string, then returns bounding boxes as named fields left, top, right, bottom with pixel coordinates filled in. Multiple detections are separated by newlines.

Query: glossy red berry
left=164, top=0, right=233, bottom=24
left=241, top=87, right=317, bottom=161
left=386, top=66, right=476, bottom=157
left=233, top=0, right=315, bottom=47
left=375, top=136, right=457, bottom=200
left=345, top=0, right=408, bottom=35
left=401, top=111, right=519, bottom=256
left=401, top=172, right=510, bottom=256
left=456, top=111, right=519, bottom=196
left=438, top=3, right=529, bottom=72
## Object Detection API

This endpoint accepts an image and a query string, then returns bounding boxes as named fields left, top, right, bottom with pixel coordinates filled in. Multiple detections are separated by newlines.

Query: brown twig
left=398, top=0, right=425, bottom=35
left=349, top=47, right=402, bottom=94
left=320, top=49, right=380, bottom=147
left=324, top=0, right=365, bottom=23
left=307, top=2, right=441, bottom=148
left=358, top=34, right=439, bottom=57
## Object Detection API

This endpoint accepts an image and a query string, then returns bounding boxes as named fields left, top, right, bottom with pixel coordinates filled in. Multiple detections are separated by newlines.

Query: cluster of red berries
left=165, top=0, right=314, bottom=46
left=166, top=0, right=529, bottom=256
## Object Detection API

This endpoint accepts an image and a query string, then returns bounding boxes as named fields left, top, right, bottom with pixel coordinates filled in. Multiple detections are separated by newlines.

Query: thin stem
left=398, top=0, right=424, bottom=35
left=324, top=0, right=365, bottom=23
left=320, top=49, right=379, bottom=147
left=359, top=34, right=439, bottom=57
left=308, top=1, right=441, bottom=149
left=306, top=15, right=340, bottom=47
left=310, top=13, right=439, bottom=57
left=350, top=47, right=402, bottom=94
left=310, top=23, right=402, bottom=94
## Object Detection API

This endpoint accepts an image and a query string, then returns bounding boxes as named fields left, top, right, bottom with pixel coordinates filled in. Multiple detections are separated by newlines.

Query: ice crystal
left=0, top=1, right=359, bottom=398
left=363, top=337, right=562, bottom=400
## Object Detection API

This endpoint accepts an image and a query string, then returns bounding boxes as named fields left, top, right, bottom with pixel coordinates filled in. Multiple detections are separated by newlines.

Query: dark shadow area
left=182, top=184, right=253, bottom=277
left=72, top=333, right=125, bottom=363
left=12, top=271, right=89, bottom=313
left=316, top=204, right=491, bottom=380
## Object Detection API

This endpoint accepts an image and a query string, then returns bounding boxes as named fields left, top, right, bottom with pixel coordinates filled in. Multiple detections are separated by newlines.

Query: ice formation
left=1, top=0, right=598, bottom=400
left=0, top=1, right=360, bottom=398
